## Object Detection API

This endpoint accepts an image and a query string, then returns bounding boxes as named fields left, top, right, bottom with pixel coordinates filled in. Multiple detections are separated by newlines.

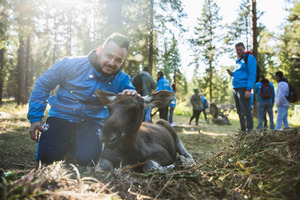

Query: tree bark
left=25, top=36, right=31, bottom=103
left=17, top=37, right=26, bottom=105
left=105, top=0, right=123, bottom=37
left=148, top=0, right=154, bottom=75
left=251, top=0, right=258, bottom=118
left=0, top=49, right=5, bottom=105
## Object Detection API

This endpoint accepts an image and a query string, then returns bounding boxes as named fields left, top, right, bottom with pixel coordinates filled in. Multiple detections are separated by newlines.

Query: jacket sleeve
left=246, top=55, right=257, bottom=90
left=156, top=80, right=162, bottom=91
left=27, top=57, right=70, bottom=123
left=190, top=95, right=195, bottom=107
left=271, top=83, right=275, bottom=104
left=254, top=82, right=259, bottom=95
left=120, top=74, right=135, bottom=91
left=150, top=77, right=157, bottom=90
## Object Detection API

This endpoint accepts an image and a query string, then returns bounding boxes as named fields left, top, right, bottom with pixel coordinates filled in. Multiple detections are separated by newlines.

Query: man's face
left=275, top=75, right=280, bottom=82
left=96, top=41, right=127, bottom=76
left=235, top=45, right=245, bottom=58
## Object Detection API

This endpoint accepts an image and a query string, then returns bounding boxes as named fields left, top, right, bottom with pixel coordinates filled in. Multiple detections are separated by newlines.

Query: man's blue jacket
left=27, top=50, right=134, bottom=124
left=232, top=53, right=257, bottom=90
left=156, top=77, right=172, bottom=92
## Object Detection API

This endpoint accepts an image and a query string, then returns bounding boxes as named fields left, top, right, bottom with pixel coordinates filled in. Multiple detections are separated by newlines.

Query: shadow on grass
left=0, top=117, right=37, bottom=171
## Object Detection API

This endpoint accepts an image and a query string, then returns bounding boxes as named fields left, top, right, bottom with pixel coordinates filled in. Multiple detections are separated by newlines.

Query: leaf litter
left=1, top=127, right=300, bottom=199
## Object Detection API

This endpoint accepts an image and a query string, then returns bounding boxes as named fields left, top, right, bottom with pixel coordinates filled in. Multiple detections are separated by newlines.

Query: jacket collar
left=278, top=77, right=288, bottom=83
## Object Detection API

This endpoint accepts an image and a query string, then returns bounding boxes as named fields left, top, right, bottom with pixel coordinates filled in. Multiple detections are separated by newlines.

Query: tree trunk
left=105, top=0, right=122, bottom=37
left=25, top=36, right=31, bottom=103
left=251, top=0, right=258, bottom=118
left=67, top=10, right=72, bottom=56
left=209, top=64, right=213, bottom=103
left=17, top=37, right=26, bottom=105
left=0, top=49, right=5, bottom=105
left=148, top=0, right=154, bottom=75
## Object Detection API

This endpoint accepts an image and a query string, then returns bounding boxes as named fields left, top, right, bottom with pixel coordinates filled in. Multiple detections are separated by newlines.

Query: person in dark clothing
left=132, top=66, right=156, bottom=122
left=189, top=88, right=203, bottom=126
left=156, top=71, right=172, bottom=121
left=168, top=83, right=177, bottom=126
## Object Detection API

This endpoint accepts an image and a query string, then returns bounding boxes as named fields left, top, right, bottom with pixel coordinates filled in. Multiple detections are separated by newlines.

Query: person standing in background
left=227, top=42, right=257, bottom=133
left=200, top=94, right=209, bottom=124
left=169, top=83, right=176, bottom=127
left=156, top=71, right=172, bottom=121
left=254, top=75, right=275, bottom=130
left=189, top=88, right=203, bottom=126
left=132, top=66, right=156, bottom=122
left=274, top=71, right=290, bottom=130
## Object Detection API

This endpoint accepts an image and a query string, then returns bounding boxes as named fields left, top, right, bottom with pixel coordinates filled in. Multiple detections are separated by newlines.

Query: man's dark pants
left=36, top=117, right=102, bottom=166
left=233, top=88, right=253, bottom=132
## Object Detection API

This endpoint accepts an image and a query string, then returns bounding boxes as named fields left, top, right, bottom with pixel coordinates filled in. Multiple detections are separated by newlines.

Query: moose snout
left=100, top=132, right=118, bottom=145
left=101, top=125, right=124, bottom=146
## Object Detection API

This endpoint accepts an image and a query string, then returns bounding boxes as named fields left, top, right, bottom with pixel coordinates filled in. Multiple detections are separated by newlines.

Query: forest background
left=0, top=0, right=299, bottom=114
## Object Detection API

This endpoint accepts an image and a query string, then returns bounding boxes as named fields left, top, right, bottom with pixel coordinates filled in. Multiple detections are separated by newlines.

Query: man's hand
left=29, top=121, right=44, bottom=142
left=118, top=89, right=141, bottom=97
left=245, top=90, right=251, bottom=99
left=226, top=69, right=233, bottom=76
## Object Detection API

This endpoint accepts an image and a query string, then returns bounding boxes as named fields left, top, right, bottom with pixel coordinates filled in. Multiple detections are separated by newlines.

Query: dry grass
left=1, top=100, right=300, bottom=199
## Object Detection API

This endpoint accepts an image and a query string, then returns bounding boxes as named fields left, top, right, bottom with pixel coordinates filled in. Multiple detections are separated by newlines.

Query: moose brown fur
left=95, top=89, right=194, bottom=172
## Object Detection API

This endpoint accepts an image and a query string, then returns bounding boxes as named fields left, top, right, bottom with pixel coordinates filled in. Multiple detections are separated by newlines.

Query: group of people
left=27, top=33, right=292, bottom=167
left=131, top=67, right=177, bottom=126
left=227, top=42, right=291, bottom=133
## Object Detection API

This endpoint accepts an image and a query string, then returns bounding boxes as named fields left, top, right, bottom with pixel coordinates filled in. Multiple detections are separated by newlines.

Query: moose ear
left=95, top=89, right=117, bottom=106
left=143, top=90, right=175, bottom=108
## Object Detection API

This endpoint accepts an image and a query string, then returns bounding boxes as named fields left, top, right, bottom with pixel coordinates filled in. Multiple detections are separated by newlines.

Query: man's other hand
left=245, top=91, right=251, bottom=99
left=226, top=69, right=233, bottom=76
left=118, top=89, right=141, bottom=97
left=29, top=121, right=44, bottom=142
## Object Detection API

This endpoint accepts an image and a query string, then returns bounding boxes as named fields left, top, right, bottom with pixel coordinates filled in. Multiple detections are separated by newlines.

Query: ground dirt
left=2, top=103, right=299, bottom=199
left=0, top=106, right=240, bottom=199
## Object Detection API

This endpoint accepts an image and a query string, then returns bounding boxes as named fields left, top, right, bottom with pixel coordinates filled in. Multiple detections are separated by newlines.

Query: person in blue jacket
left=227, top=42, right=257, bottom=133
left=254, top=75, right=275, bottom=130
left=27, top=33, right=138, bottom=166
left=200, top=95, right=209, bottom=124
left=168, top=83, right=176, bottom=126
left=156, top=71, right=172, bottom=121
left=250, top=92, right=254, bottom=110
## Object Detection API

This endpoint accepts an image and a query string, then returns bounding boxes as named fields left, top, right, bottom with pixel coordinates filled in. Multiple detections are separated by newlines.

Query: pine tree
left=190, top=0, right=222, bottom=102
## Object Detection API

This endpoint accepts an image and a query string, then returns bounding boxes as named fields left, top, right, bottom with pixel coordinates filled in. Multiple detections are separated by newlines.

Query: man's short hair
left=275, top=71, right=283, bottom=79
left=157, top=71, right=164, bottom=77
left=260, top=75, right=265, bottom=79
left=143, top=66, right=149, bottom=72
left=171, top=83, right=176, bottom=92
left=103, top=33, right=130, bottom=51
left=235, top=42, right=245, bottom=49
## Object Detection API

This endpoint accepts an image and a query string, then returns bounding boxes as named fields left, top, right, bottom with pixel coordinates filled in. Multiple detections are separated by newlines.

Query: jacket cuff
left=246, top=89, right=251, bottom=92
left=30, top=118, right=43, bottom=124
